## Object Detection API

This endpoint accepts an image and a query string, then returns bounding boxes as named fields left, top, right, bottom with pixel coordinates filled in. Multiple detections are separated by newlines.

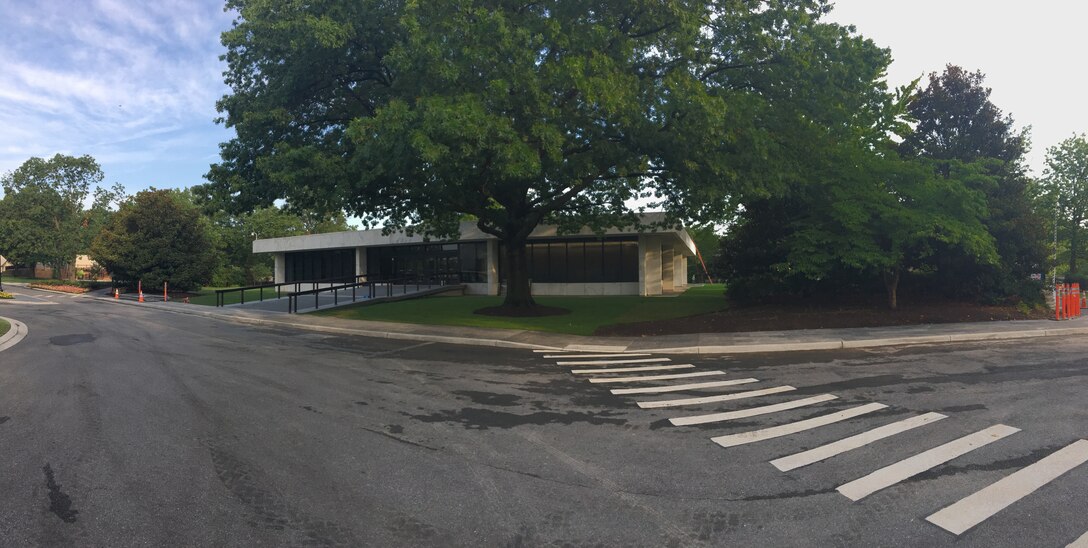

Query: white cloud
left=0, top=0, right=235, bottom=192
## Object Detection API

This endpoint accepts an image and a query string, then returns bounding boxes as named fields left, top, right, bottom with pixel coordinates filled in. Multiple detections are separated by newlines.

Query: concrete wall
left=674, top=253, right=686, bottom=290
left=532, top=282, right=640, bottom=296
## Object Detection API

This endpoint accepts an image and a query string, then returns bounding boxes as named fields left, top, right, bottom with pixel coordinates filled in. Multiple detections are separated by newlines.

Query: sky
left=0, top=1, right=1085, bottom=199
left=826, top=0, right=1088, bottom=176
left=0, top=0, right=233, bottom=197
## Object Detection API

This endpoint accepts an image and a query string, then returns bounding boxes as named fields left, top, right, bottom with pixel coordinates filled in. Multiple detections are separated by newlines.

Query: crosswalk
left=535, top=348, right=1088, bottom=544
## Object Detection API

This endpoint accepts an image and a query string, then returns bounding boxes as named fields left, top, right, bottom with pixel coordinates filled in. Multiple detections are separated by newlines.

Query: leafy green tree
left=205, top=0, right=892, bottom=309
left=0, top=154, right=108, bottom=273
left=90, top=190, right=217, bottom=290
left=1039, top=135, right=1088, bottom=274
left=205, top=205, right=352, bottom=286
left=901, top=65, right=1046, bottom=304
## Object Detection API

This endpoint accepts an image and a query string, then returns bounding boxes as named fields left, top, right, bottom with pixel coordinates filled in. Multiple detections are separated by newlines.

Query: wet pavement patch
left=49, top=334, right=95, bottom=347
left=403, top=408, right=627, bottom=430
left=451, top=390, right=522, bottom=407
left=0, top=416, right=9, bottom=425
left=42, top=464, right=78, bottom=523
left=301, top=405, right=322, bottom=414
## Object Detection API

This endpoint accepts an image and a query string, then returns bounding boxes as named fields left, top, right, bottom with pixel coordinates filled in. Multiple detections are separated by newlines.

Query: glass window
left=620, top=241, right=638, bottom=282
left=548, top=242, right=567, bottom=283
left=530, top=243, right=550, bottom=282
left=566, top=241, right=585, bottom=283
left=602, top=241, right=622, bottom=282
left=584, top=241, right=604, bottom=283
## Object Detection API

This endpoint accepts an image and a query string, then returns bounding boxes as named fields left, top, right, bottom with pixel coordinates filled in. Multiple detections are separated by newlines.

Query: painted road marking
left=588, top=371, right=727, bottom=384
left=564, top=344, right=628, bottom=352
left=543, top=353, right=651, bottom=359
left=1068, top=530, right=1088, bottom=548
left=837, top=424, right=1020, bottom=501
left=556, top=357, right=670, bottom=366
left=711, top=403, right=888, bottom=448
left=926, top=439, right=1088, bottom=535
left=668, top=394, right=837, bottom=426
left=571, top=364, right=695, bottom=374
left=610, top=378, right=758, bottom=395
left=637, top=385, right=796, bottom=410
left=771, top=412, right=948, bottom=472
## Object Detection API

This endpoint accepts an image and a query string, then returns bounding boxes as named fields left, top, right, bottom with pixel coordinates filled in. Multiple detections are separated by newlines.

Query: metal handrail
left=214, top=274, right=367, bottom=306
left=287, top=277, right=446, bottom=313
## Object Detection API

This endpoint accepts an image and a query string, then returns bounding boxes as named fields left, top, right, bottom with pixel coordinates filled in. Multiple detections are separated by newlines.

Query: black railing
left=214, top=274, right=366, bottom=307
left=287, top=277, right=449, bottom=313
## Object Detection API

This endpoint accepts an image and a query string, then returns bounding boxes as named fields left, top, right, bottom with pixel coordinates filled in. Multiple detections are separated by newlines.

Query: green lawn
left=0, top=318, right=9, bottom=337
left=189, top=286, right=287, bottom=306
left=0, top=276, right=41, bottom=285
left=313, top=284, right=728, bottom=335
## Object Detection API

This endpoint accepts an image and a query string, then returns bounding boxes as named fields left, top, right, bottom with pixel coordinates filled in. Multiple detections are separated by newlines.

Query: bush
left=0, top=291, right=13, bottom=299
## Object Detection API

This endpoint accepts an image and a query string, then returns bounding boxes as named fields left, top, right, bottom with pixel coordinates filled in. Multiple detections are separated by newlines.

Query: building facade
left=252, top=215, right=696, bottom=296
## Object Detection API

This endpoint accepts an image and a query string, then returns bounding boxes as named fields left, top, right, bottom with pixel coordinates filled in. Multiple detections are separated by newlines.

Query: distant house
left=3, top=255, right=108, bottom=280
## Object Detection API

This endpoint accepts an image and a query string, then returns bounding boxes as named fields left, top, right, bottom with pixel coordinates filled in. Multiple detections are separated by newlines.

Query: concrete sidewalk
left=90, top=294, right=1088, bottom=354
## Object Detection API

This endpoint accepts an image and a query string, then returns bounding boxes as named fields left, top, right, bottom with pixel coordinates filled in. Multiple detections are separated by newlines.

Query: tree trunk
left=883, top=266, right=901, bottom=310
left=502, top=238, right=536, bottom=308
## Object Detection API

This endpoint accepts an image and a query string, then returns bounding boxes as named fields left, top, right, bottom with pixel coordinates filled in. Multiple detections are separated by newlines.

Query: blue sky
left=0, top=1, right=1084, bottom=201
left=0, top=0, right=234, bottom=196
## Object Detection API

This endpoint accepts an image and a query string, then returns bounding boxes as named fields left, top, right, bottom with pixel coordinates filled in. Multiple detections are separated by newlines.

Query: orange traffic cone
left=138, top=290, right=144, bottom=303
left=113, top=288, right=119, bottom=299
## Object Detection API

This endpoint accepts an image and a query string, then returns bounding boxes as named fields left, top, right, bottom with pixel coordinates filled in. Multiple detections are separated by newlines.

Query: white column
left=355, top=247, right=367, bottom=279
left=670, top=250, right=678, bottom=289
left=661, top=246, right=675, bottom=292
left=486, top=239, right=500, bottom=295
left=273, top=253, right=286, bottom=283
left=639, top=236, right=662, bottom=296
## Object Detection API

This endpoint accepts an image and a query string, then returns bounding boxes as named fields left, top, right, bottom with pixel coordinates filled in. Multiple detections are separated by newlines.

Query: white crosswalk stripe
left=668, top=394, right=837, bottom=426
left=837, top=424, right=1020, bottom=501
left=637, top=385, right=796, bottom=409
left=926, top=439, right=1088, bottom=535
left=610, top=378, right=759, bottom=395
left=587, top=370, right=727, bottom=384
left=771, top=413, right=948, bottom=472
left=1068, top=530, right=1088, bottom=548
left=543, top=353, right=651, bottom=359
left=711, top=403, right=889, bottom=448
left=571, top=364, right=695, bottom=374
left=556, top=357, right=670, bottom=366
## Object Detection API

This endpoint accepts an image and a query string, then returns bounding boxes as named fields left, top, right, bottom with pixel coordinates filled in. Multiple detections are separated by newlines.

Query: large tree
left=1039, top=135, right=1088, bottom=274
left=90, top=190, right=217, bottom=290
left=901, top=65, right=1046, bottom=303
left=0, top=154, right=109, bottom=272
left=206, top=0, right=891, bottom=309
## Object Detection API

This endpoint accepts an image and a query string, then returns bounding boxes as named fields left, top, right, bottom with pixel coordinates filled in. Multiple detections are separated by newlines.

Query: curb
left=91, top=296, right=1079, bottom=355
left=93, top=297, right=568, bottom=352
left=0, top=316, right=29, bottom=352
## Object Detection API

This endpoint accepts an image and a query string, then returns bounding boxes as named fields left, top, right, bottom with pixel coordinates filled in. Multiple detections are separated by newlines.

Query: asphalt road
left=1, top=285, right=1087, bottom=547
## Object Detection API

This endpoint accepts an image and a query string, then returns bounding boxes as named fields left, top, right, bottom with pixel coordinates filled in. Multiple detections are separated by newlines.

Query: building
left=252, top=214, right=696, bottom=296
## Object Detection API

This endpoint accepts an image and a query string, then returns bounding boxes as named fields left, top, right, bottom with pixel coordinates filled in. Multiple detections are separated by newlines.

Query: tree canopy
left=0, top=154, right=111, bottom=269
left=90, top=189, right=217, bottom=290
left=206, top=0, right=902, bottom=308
left=1039, top=134, right=1088, bottom=274
left=900, top=65, right=1046, bottom=304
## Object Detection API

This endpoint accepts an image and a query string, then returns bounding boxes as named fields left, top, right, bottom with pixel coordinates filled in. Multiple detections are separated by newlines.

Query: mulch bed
left=28, top=284, right=88, bottom=294
left=595, top=301, right=1053, bottom=337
